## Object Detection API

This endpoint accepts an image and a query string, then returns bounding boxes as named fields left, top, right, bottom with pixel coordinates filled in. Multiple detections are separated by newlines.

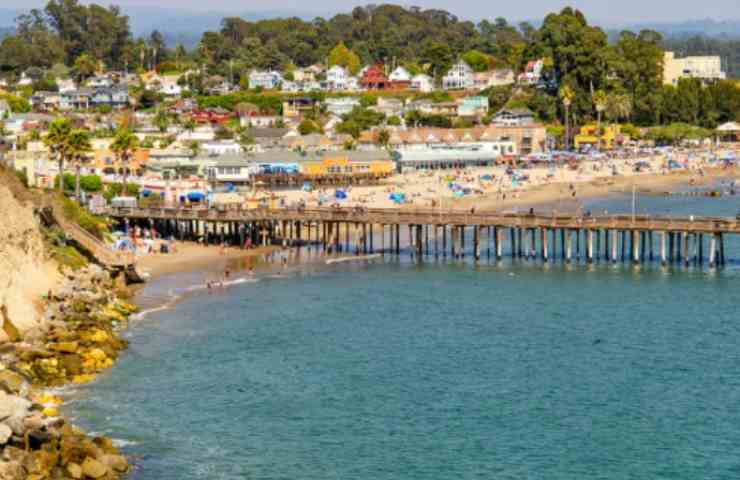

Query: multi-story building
left=248, top=70, right=283, bottom=90
left=326, top=65, right=350, bottom=90
left=663, top=52, right=726, bottom=86
left=325, top=97, right=361, bottom=116
left=442, top=61, right=474, bottom=90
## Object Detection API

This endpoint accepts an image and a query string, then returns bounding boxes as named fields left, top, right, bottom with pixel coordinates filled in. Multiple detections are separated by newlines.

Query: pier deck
left=104, top=206, right=740, bottom=268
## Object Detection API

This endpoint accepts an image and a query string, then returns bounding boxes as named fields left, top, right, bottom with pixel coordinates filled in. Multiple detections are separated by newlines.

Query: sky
left=1, top=0, right=738, bottom=23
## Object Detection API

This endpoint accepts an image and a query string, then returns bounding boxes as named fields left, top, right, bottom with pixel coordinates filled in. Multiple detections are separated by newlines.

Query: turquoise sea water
left=67, top=193, right=740, bottom=480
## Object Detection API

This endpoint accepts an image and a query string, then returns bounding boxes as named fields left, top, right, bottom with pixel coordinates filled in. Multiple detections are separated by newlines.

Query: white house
left=518, top=60, right=544, bottom=85
left=326, top=65, right=349, bottom=91
left=240, top=114, right=281, bottom=128
left=56, top=78, right=77, bottom=93
left=158, top=76, right=183, bottom=96
left=201, top=140, right=242, bottom=156
left=410, top=74, right=434, bottom=93
left=443, top=61, right=474, bottom=90
left=325, top=97, right=360, bottom=116
left=88, top=75, right=114, bottom=88
left=388, top=66, right=411, bottom=83
left=248, top=71, right=283, bottom=90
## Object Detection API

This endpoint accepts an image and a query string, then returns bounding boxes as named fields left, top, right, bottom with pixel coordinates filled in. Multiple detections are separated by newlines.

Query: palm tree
left=44, top=118, right=72, bottom=190
left=110, top=128, right=139, bottom=196
left=377, top=129, right=390, bottom=149
left=607, top=93, right=633, bottom=124
left=592, top=90, right=608, bottom=150
left=559, top=85, right=575, bottom=151
left=187, top=140, right=201, bottom=158
left=183, top=118, right=196, bottom=136
left=236, top=127, right=255, bottom=153
left=68, top=129, right=93, bottom=201
left=153, top=108, right=170, bottom=133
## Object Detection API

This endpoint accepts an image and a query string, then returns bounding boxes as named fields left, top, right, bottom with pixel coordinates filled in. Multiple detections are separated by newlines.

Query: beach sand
left=135, top=242, right=279, bottom=280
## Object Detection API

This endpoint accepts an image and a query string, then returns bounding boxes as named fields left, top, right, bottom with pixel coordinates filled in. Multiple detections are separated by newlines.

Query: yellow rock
left=32, top=393, right=63, bottom=406
left=67, top=463, right=83, bottom=479
left=89, top=330, right=109, bottom=343
left=49, top=342, right=79, bottom=353
left=81, top=457, right=108, bottom=479
left=72, top=374, right=97, bottom=384
left=87, top=349, right=107, bottom=362
left=42, top=406, right=60, bottom=417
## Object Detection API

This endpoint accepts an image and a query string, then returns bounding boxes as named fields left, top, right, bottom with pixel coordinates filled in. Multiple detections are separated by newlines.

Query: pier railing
left=102, top=206, right=740, bottom=234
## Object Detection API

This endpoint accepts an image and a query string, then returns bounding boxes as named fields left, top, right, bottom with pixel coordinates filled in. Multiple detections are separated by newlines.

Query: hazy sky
left=3, top=0, right=739, bottom=23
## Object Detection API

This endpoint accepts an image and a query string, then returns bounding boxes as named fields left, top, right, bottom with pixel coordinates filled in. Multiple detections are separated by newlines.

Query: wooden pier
left=104, top=206, right=740, bottom=268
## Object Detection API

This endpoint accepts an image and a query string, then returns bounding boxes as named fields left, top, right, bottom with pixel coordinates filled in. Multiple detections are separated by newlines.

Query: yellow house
left=574, top=124, right=629, bottom=150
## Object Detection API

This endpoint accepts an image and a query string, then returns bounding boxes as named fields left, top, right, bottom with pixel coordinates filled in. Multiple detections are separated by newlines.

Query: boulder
left=0, top=424, right=11, bottom=445
left=81, top=457, right=107, bottom=479
left=0, top=460, right=24, bottom=480
left=48, top=342, right=78, bottom=354
left=0, top=370, right=27, bottom=395
left=0, top=391, right=31, bottom=423
left=66, top=462, right=83, bottom=479
left=100, top=454, right=128, bottom=473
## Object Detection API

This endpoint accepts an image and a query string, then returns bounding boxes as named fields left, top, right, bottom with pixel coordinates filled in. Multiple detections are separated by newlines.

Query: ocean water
left=66, top=193, right=740, bottom=480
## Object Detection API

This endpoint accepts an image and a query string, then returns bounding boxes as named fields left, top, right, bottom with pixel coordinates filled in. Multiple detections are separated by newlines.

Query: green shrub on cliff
left=60, top=196, right=109, bottom=239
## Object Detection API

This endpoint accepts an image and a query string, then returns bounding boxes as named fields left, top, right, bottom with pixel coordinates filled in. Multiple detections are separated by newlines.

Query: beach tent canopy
left=389, top=192, right=405, bottom=204
left=335, top=189, right=348, bottom=200
left=187, top=191, right=206, bottom=201
left=141, top=189, right=153, bottom=197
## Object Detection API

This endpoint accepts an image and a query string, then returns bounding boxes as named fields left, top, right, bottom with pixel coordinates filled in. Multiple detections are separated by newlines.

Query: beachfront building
left=717, top=122, right=740, bottom=142
left=574, top=124, right=630, bottom=150
left=663, top=52, right=726, bottom=86
left=442, top=61, right=474, bottom=90
left=248, top=70, right=283, bottom=90
left=410, top=74, right=434, bottom=93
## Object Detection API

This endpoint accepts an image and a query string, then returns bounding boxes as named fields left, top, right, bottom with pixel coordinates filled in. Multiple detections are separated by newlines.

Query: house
left=17, top=72, right=34, bottom=87
left=373, top=97, right=404, bottom=117
left=282, top=97, right=318, bottom=118
left=326, top=65, right=350, bottom=90
left=325, top=97, right=361, bottom=116
left=90, top=87, right=129, bottom=109
left=426, top=102, right=458, bottom=117
left=155, top=76, right=183, bottom=96
left=491, top=108, right=536, bottom=126
left=388, top=66, right=411, bottom=89
left=410, top=74, right=434, bottom=93
left=240, top=113, right=281, bottom=128
left=88, top=75, right=114, bottom=88
left=518, top=59, right=544, bottom=85
left=251, top=127, right=291, bottom=151
left=360, top=65, right=389, bottom=90
left=60, top=89, right=93, bottom=110
left=201, top=139, right=242, bottom=156
left=30, top=91, right=61, bottom=112
left=663, top=51, right=726, bottom=86
left=457, top=96, right=489, bottom=119
left=281, top=81, right=300, bottom=93
left=56, top=79, right=77, bottom=93
left=473, top=69, right=515, bottom=90
left=292, top=69, right=315, bottom=83
left=190, top=108, right=233, bottom=125
left=248, top=70, right=283, bottom=90
left=442, top=61, right=474, bottom=90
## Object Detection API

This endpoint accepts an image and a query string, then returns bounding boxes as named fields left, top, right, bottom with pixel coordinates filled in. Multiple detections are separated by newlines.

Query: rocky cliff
left=0, top=176, right=59, bottom=341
